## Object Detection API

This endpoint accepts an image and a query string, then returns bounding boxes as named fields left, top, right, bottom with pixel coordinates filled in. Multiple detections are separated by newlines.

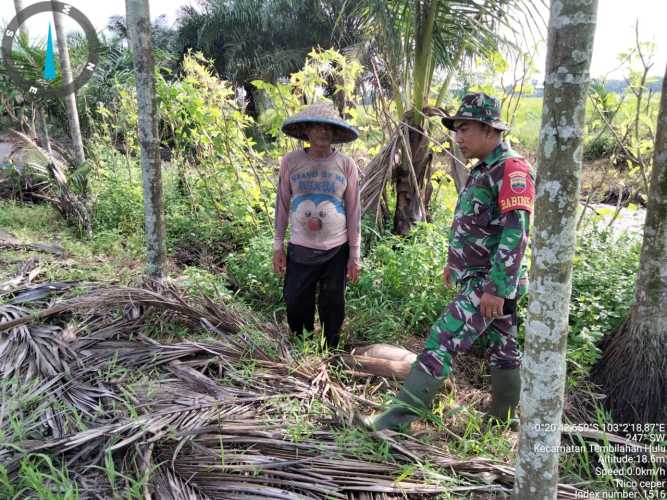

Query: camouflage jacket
left=447, top=142, right=535, bottom=299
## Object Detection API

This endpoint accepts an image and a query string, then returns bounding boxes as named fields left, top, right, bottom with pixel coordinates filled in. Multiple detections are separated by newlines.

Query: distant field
left=505, top=96, right=543, bottom=151
left=505, top=92, right=660, bottom=155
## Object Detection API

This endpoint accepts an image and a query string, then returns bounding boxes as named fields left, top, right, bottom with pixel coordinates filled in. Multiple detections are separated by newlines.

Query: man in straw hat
left=273, top=101, right=361, bottom=349
left=364, top=92, right=535, bottom=430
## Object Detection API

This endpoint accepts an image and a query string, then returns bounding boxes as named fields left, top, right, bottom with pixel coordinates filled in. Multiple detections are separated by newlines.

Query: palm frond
left=351, top=0, right=546, bottom=110
left=0, top=279, right=585, bottom=498
left=8, top=130, right=92, bottom=235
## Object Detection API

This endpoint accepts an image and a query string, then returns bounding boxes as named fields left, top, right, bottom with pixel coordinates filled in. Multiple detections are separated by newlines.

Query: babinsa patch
left=498, top=158, right=535, bottom=214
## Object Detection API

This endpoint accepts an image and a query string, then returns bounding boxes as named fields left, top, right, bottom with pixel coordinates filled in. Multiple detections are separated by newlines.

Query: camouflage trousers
left=417, top=276, right=522, bottom=379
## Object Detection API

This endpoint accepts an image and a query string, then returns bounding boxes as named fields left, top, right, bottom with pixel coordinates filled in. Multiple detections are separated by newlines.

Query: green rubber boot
left=364, top=364, right=444, bottom=431
left=486, top=367, right=521, bottom=430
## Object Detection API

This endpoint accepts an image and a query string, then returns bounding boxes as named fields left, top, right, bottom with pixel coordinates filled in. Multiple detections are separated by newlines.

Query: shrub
left=346, top=214, right=454, bottom=343
left=90, top=158, right=144, bottom=236
left=515, top=226, right=641, bottom=381
left=583, top=133, right=617, bottom=161
left=88, top=52, right=274, bottom=253
left=224, top=232, right=283, bottom=311
left=567, top=227, right=640, bottom=379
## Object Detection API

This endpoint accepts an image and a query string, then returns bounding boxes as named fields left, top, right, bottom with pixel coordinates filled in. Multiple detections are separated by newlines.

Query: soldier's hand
left=480, top=292, right=504, bottom=319
left=442, top=265, right=452, bottom=288
left=273, top=248, right=287, bottom=276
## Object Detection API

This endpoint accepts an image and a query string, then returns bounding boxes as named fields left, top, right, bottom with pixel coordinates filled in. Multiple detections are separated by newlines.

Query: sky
left=1, top=0, right=665, bottom=80
left=564, top=0, right=665, bottom=79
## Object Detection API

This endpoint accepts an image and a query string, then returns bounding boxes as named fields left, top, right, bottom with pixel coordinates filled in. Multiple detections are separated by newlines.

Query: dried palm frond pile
left=1, top=131, right=91, bottom=236
left=0, top=266, right=584, bottom=499
left=0, top=131, right=53, bottom=201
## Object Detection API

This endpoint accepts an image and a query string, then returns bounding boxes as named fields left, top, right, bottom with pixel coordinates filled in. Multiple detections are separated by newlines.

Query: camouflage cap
left=442, top=92, right=509, bottom=132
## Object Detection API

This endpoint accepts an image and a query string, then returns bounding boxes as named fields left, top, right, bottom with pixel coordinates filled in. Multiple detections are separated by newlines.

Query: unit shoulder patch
left=498, top=158, right=535, bottom=214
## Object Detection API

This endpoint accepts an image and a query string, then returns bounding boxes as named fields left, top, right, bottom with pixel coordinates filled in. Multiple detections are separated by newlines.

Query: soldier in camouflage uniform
left=365, top=93, right=535, bottom=431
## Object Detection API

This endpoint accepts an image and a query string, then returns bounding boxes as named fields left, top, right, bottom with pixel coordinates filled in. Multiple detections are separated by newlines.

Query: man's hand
left=442, top=265, right=453, bottom=288
left=273, top=248, right=286, bottom=276
left=347, top=258, right=361, bottom=283
left=480, top=292, right=504, bottom=320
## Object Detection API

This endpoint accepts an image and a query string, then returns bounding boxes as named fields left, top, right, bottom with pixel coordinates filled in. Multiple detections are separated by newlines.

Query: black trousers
left=283, top=243, right=348, bottom=348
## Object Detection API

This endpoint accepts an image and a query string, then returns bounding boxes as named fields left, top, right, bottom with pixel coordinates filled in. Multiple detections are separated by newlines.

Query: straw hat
left=282, top=101, right=359, bottom=144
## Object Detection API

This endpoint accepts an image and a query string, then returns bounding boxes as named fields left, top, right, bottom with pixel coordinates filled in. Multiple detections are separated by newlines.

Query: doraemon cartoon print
left=291, top=193, right=346, bottom=242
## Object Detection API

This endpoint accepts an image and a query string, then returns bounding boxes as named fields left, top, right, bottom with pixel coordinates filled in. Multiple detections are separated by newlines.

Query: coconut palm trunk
left=591, top=65, right=667, bottom=425
left=35, top=109, right=54, bottom=159
left=448, top=139, right=468, bottom=194
left=393, top=0, right=438, bottom=234
left=51, top=1, right=86, bottom=186
left=394, top=121, right=433, bottom=233
left=125, top=0, right=166, bottom=278
left=13, top=0, right=53, bottom=164
left=13, top=0, right=28, bottom=36
left=513, top=0, right=598, bottom=498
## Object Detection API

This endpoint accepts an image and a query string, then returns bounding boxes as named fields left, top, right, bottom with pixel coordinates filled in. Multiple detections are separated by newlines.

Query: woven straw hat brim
left=442, top=115, right=510, bottom=132
left=282, top=116, right=359, bottom=144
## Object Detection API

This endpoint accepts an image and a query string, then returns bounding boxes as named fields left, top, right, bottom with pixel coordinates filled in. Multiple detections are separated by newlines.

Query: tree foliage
left=174, top=0, right=364, bottom=84
left=349, top=0, right=543, bottom=120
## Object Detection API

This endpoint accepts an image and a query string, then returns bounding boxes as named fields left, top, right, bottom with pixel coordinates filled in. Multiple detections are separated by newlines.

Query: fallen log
left=343, top=344, right=418, bottom=379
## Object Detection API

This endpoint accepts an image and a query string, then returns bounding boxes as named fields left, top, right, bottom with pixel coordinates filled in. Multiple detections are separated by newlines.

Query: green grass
left=0, top=200, right=68, bottom=238
left=506, top=96, right=543, bottom=151
left=0, top=200, right=145, bottom=284
left=504, top=91, right=661, bottom=161
left=0, top=454, right=79, bottom=500
left=333, top=427, right=392, bottom=462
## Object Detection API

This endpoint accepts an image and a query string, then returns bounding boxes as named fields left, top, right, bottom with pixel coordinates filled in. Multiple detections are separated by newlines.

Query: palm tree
left=105, top=14, right=180, bottom=63
left=51, top=2, right=86, bottom=184
left=355, top=0, right=543, bottom=234
left=174, top=0, right=365, bottom=116
left=5, top=2, right=57, bottom=153
left=8, top=0, right=33, bottom=136
left=0, top=16, right=92, bottom=235
left=12, top=0, right=28, bottom=37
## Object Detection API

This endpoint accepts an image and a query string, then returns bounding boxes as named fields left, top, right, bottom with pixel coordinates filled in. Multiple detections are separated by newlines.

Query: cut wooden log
left=351, top=344, right=417, bottom=363
left=344, top=355, right=413, bottom=379
left=344, top=344, right=418, bottom=379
